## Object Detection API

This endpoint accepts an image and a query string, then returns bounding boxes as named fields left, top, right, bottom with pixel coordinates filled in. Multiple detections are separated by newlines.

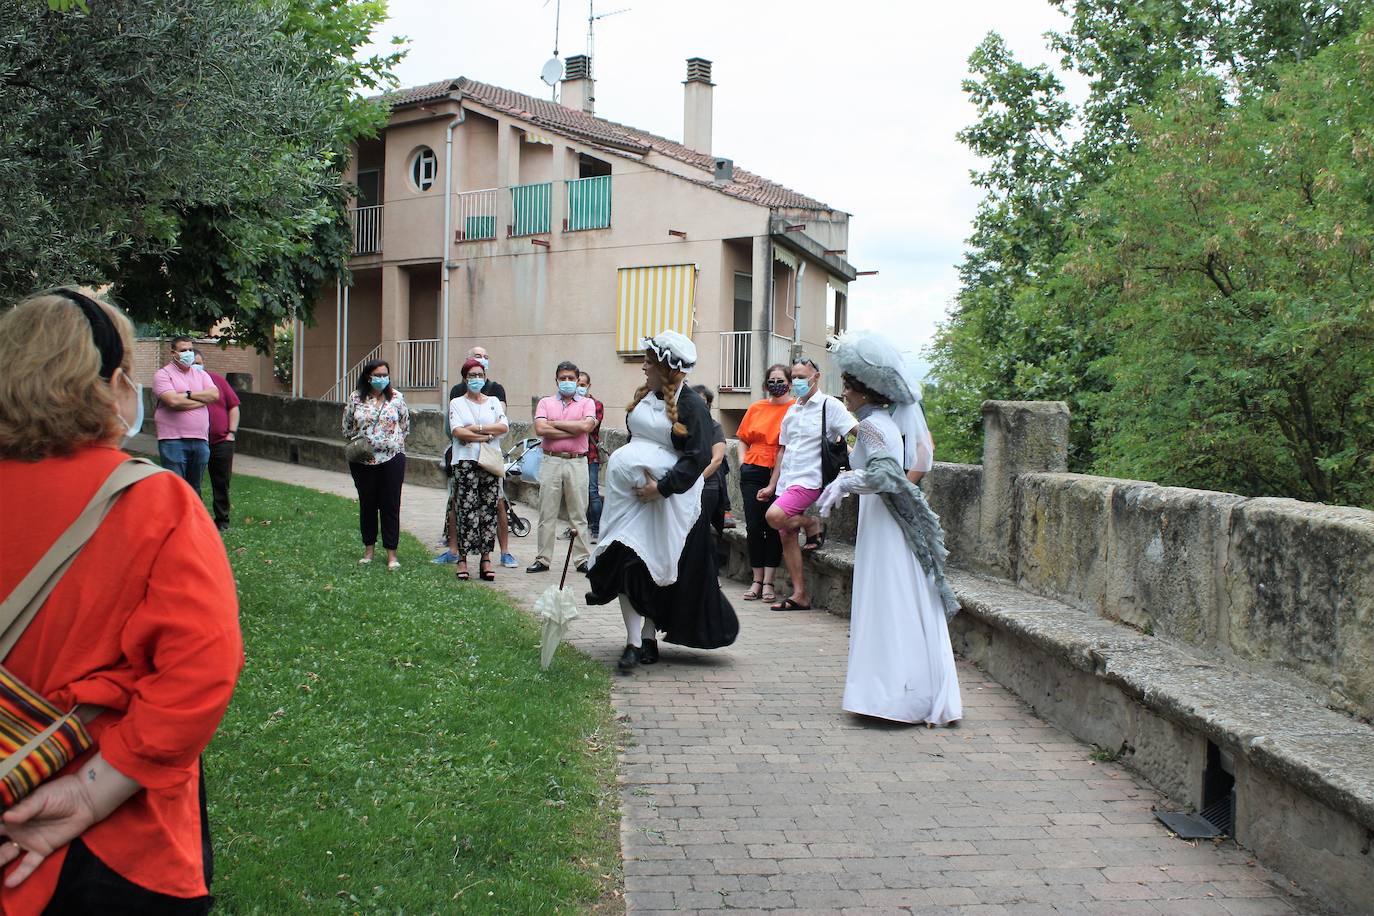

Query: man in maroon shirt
left=194, top=350, right=241, bottom=530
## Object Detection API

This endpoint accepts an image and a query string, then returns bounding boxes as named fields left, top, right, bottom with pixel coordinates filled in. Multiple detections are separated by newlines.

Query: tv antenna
left=541, top=0, right=563, bottom=97
left=586, top=0, right=630, bottom=77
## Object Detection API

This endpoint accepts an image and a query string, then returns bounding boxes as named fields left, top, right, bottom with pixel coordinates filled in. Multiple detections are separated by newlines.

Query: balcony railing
left=719, top=331, right=753, bottom=392
left=323, top=344, right=383, bottom=403
left=767, top=333, right=795, bottom=374
left=509, top=181, right=552, bottom=236
left=564, top=175, right=612, bottom=231
left=350, top=205, right=383, bottom=255
left=395, top=338, right=441, bottom=390
left=455, top=188, right=497, bottom=241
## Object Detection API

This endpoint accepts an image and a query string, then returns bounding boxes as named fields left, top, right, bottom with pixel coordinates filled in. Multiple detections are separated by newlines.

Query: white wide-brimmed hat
left=642, top=330, right=697, bottom=371
left=826, top=330, right=915, bottom=405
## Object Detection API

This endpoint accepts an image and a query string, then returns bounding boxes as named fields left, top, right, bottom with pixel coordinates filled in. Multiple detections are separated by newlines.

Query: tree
left=927, top=0, right=1371, bottom=494
left=1076, top=28, right=1374, bottom=505
left=0, top=0, right=401, bottom=351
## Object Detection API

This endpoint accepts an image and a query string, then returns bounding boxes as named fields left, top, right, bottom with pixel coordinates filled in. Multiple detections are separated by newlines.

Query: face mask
left=558, top=380, right=577, bottom=397
left=477, top=357, right=489, bottom=370
left=791, top=378, right=812, bottom=399
left=176, top=350, right=195, bottom=367
left=370, top=375, right=389, bottom=390
left=766, top=379, right=789, bottom=397
left=116, top=374, right=144, bottom=441
left=467, top=378, right=485, bottom=393
left=575, top=386, right=588, bottom=398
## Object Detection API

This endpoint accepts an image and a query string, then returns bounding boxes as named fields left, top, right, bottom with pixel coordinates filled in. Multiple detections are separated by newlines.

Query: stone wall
left=974, top=401, right=1374, bottom=721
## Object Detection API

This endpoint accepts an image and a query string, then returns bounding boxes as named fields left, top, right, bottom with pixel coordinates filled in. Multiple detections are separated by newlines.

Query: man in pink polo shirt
left=152, top=335, right=219, bottom=491
left=528, top=360, right=599, bottom=574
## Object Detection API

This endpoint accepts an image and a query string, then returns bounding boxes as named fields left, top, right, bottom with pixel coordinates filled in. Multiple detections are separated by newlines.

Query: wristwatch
left=185, top=390, right=191, bottom=398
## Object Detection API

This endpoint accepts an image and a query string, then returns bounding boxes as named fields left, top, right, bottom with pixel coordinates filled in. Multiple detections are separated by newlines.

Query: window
left=356, top=169, right=380, bottom=207
left=409, top=147, right=437, bottom=191
left=826, top=281, right=847, bottom=337
left=733, top=273, right=752, bottom=331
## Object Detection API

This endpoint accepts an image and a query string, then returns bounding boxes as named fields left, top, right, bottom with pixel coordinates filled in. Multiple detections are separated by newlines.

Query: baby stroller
left=500, top=436, right=542, bottom=538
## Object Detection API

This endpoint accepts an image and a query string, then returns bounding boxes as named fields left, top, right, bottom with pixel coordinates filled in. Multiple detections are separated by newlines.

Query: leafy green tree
left=1076, top=29, right=1374, bottom=504
left=927, top=0, right=1372, bottom=500
left=0, top=0, right=401, bottom=351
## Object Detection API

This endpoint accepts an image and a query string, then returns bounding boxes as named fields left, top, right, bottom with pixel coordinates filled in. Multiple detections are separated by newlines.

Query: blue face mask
left=370, top=375, right=389, bottom=390
left=575, top=385, right=588, bottom=398
left=117, top=374, right=144, bottom=441
left=558, top=380, right=577, bottom=397
left=791, top=377, right=811, bottom=399
left=176, top=350, right=196, bottom=368
left=467, top=377, right=485, bottom=393
left=477, top=357, right=489, bottom=370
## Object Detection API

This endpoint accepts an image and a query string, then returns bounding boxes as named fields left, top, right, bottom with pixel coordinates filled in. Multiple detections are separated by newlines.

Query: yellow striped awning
left=616, top=264, right=697, bottom=353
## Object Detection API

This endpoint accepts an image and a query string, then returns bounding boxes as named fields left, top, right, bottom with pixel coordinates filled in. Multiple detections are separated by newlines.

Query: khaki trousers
left=536, top=454, right=591, bottom=566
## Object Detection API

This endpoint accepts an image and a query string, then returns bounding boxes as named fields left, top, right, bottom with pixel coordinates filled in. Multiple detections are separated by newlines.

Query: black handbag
left=819, top=398, right=850, bottom=486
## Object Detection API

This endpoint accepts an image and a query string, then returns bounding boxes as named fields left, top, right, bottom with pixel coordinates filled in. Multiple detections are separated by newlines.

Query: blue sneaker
left=500, top=552, right=518, bottom=568
left=432, top=550, right=459, bottom=565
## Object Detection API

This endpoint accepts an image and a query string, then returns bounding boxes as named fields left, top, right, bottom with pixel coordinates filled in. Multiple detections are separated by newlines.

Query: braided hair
left=626, top=367, right=689, bottom=438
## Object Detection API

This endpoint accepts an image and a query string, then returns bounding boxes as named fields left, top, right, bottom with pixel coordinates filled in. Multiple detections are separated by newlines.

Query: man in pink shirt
left=152, top=335, right=219, bottom=491
left=528, top=360, right=599, bottom=574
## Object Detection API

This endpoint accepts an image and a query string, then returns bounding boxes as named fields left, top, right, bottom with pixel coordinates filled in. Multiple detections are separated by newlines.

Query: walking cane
left=558, top=525, right=578, bottom=590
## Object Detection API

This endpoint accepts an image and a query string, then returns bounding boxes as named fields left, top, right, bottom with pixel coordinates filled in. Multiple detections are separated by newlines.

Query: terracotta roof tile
left=377, top=77, right=835, bottom=212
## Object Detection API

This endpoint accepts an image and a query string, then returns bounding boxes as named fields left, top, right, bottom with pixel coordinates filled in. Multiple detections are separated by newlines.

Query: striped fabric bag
left=0, top=670, right=93, bottom=808
left=0, top=459, right=162, bottom=809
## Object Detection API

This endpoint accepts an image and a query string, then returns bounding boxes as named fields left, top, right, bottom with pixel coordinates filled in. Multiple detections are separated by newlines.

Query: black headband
left=51, top=287, right=123, bottom=380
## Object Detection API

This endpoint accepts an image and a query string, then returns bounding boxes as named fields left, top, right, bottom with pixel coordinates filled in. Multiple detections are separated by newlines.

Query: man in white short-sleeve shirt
left=760, top=357, right=857, bottom=611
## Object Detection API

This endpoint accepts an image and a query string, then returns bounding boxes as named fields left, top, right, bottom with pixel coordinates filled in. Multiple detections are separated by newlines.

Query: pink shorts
left=774, top=485, right=822, bottom=517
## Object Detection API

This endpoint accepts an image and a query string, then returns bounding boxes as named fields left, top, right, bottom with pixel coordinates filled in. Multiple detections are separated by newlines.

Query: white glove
left=817, top=472, right=854, bottom=517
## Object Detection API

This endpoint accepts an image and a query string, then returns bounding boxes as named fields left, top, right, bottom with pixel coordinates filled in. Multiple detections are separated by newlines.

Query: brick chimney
left=683, top=57, right=713, bottom=155
left=560, top=54, right=594, bottom=115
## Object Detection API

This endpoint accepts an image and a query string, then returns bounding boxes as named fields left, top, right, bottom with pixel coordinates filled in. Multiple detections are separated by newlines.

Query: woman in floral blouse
left=342, top=360, right=410, bottom=569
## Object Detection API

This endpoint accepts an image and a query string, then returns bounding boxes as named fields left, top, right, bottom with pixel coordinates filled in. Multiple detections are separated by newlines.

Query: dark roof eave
left=770, top=217, right=857, bottom=281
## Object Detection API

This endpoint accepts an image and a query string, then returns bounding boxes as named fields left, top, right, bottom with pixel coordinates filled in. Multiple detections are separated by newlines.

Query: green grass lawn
left=206, top=475, right=621, bottom=913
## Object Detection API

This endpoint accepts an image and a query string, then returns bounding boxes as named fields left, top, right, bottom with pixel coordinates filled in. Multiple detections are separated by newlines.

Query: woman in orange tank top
left=733, top=364, right=795, bottom=603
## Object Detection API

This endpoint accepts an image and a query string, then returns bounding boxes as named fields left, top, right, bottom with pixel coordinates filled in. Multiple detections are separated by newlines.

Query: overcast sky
left=361, top=1, right=1079, bottom=373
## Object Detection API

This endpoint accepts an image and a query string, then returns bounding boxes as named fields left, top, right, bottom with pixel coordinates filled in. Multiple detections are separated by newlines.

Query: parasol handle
left=557, top=525, right=578, bottom=589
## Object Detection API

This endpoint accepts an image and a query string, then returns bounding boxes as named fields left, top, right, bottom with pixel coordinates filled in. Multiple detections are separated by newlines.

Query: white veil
left=893, top=356, right=933, bottom=473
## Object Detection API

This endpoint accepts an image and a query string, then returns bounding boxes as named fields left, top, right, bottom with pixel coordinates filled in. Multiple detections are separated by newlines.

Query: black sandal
left=479, top=559, right=495, bottom=581
left=455, top=561, right=470, bottom=580
left=761, top=583, right=776, bottom=603
left=742, top=578, right=764, bottom=601
left=801, top=529, right=826, bottom=552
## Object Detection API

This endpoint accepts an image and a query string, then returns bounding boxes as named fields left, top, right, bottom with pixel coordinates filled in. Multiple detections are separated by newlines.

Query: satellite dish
left=540, top=57, right=562, bottom=86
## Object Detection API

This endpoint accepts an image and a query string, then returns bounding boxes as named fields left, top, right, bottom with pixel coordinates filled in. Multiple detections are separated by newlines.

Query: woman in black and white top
left=586, top=331, right=738, bottom=670
left=445, top=357, right=508, bottom=581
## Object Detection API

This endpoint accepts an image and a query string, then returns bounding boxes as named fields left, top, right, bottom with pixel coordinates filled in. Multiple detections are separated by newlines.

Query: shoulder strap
left=0, top=458, right=164, bottom=660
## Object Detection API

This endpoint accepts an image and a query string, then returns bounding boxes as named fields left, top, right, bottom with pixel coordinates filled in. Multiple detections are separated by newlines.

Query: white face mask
left=115, top=372, right=144, bottom=441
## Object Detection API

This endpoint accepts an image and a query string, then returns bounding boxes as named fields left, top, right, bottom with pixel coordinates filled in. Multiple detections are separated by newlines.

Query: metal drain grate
left=1199, top=791, right=1234, bottom=836
left=1156, top=809, right=1222, bottom=839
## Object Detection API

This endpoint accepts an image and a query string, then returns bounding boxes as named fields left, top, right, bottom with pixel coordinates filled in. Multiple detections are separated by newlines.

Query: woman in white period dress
left=586, top=331, right=738, bottom=669
left=818, top=331, right=962, bottom=725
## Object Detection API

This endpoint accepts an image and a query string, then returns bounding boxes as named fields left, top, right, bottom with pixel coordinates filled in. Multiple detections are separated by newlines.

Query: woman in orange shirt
left=734, top=364, right=795, bottom=603
left=0, top=289, right=243, bottom=913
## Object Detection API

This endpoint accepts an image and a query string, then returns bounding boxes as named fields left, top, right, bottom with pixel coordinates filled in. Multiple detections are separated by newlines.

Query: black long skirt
left=586, top=491, right=738, bottom=650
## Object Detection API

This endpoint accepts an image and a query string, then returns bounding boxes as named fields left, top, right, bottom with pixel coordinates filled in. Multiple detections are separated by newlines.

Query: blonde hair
left=0, top=290, right=135, bottom=461
left=627, top=358, right=689, bottom=438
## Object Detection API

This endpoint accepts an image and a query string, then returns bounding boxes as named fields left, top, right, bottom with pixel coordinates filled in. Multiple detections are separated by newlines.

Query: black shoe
left=215, top=522, right=229, bottom=532
left=575, top=560, right=590, bottom=574
left=617, top=645, right=641, bottom=670
left=526, top=561, right=550, bottom=573
left=640, top=638, right=659, bottom=665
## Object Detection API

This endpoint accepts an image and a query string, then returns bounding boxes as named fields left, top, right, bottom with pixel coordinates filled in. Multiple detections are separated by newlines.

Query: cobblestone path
left=230, top=456, right=1325, bottom=915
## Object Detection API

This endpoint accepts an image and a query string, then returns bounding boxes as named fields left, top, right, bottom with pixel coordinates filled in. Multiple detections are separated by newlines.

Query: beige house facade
left=296, top=57, right=858, bottom=432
